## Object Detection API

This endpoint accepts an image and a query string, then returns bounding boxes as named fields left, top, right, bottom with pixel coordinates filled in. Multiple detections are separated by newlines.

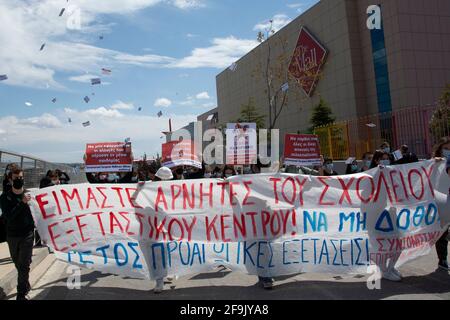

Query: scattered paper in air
left=40, top=43, right=46, bottom=51
left=0, top=75, right=7, bottom=81
left=101, top=68, right=112, bottom=75
left=157, top=111, right=163, bottom=117
left=84, top=96, right=90, bottom=103
left=59, top=8, right=65, bottom=17
left=52, top=98, right=57, bottom=103
left=82, top=121, right=91, bottom=127
left=229, top=62, right=237, bottom=71
left=91, top=78, right=101, bottom=85
left=281, top=82, right=289, bottom=92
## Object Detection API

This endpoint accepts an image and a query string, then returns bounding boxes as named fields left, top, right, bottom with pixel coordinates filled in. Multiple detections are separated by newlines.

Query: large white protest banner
left=29, top=160, right=450, bottom=280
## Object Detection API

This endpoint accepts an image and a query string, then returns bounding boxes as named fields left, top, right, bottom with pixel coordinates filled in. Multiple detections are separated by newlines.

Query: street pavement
left=4, top=244, right=450, bottom=300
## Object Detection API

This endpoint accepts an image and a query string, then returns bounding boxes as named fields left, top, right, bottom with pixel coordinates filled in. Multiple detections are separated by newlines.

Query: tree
left=237, top=97, right=266, bottom=129
left=254, top=20, right=291, bottom=130
left=309, top=98, right=335, bottom=131
left=429, top=84, right=450, bottom=142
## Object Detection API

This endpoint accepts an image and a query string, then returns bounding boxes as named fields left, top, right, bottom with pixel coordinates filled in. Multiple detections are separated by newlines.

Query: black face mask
left=12, top=178, right=24, bottom=189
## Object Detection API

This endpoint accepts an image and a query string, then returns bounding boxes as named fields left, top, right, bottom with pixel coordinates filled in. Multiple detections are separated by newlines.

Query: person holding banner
left=361, top=152, right=374, bottom=172
left=370, top=150, right=391, bottom=169
left=0, top=166, right=35, bottom=300
left=434, top=137, right=450, bottom=271
left=222, top=166, right=237, bottom=178
left=319, top=157, right=338, bottom=176
left=153, top=167, right=174, bottom=293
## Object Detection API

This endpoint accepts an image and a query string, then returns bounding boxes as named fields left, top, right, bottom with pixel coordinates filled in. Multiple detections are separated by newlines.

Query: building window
left=369, top=5, right=392, bottom=114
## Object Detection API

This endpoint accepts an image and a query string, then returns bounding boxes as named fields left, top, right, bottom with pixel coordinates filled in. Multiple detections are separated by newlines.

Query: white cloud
left=287, top=3, right=309, bottom=13
left=169, top=37, right=259, bottom=69
left=110, top=101, right=135, bottom=110
left=171, top=0, right=204, bottom=9
left=0, top=110, right=197, bottom=162
left=19, top=113, right=63, bottom=128
left=196, top=91, right=210, bottom=100
left=0, top=0, right=206, bottom=89
left=254, top=14, right=292, bottom=33
left=114, top=53, right=176, bottom=67
left=68, top=74, right=100, bottom=83
left=154, top=98, right=172, bottom=108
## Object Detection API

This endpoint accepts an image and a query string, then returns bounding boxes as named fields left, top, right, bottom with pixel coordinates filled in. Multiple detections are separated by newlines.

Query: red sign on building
left=288, top=27, right=328, bottom=97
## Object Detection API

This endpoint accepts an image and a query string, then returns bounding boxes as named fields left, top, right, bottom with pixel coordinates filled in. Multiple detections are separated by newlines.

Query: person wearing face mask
left=345, top=159, right=360, bottom=175
left=36, top=171, right=60, bottom=247
left=319, top=157, right=338, bottom=176
left=55, top=169, right=70, bottom=185
left=370, top=150, right=391, bottom=169
left=1, top=164, right=19, bottom=244
left=98, top=173, right=109, bottom=184
left=172, top=167, right=185, bottom=181
left=0, top=166, right=35, bottom=300
left=394, top=145, right=419, bottom=165
left=203, top=166, right=213, bottom=179
left=107, top=173, right=119, bottom=183
left=433, top=137, right=450, bottom=271
left=222, top=166, right=237, bottom=179
left=379, top=142, right=395, bottom=163
left=361, top=152, right=374, bottom=172
left=40, top=170, right=60, bottom=189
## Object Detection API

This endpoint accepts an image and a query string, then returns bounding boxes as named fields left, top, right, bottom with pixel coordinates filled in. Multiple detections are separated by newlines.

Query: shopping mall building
left=215, top=0, right=450, bottom=158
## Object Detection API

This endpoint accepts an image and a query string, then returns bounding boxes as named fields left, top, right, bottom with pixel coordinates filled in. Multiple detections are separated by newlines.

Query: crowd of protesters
left=0, top=139, right=449, bottom=299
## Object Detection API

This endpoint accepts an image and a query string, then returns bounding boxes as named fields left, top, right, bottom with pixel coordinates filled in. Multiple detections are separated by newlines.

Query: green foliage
left=237, top=97, right=267, bottom=129
left=430, top=84, right=450, bottom=142
left=309, top=98, right=335, bottom=132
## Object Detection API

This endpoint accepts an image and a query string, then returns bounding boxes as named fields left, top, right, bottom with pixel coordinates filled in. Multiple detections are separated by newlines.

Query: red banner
left=162, top=140, right=202, bottom=169
left=284, top=134, right=321, bottom=167
left=85, top=142, right=132, bottom=173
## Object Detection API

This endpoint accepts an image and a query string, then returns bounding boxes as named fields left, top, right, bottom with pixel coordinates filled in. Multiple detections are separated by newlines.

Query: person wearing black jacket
left=394, top=145, right=419, bottom=165
left=55, top=169, right=70, bottom=185
left=0, top=166, right=35, bottom=300
left=1, top=164, right=19, bottom=243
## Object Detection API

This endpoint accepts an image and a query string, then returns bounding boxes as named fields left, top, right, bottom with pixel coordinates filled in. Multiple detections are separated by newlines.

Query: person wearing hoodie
left=152, top=167, right=174, bottom=293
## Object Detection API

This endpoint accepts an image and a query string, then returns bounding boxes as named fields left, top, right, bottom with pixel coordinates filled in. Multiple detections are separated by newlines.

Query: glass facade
left=369, top=6, right=392, bottom=114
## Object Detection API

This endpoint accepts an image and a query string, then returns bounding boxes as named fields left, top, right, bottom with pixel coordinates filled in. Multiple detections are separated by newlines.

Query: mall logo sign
left=288, top=27, right=328, bottom=97
left=367, top=5, right=382, bottom=30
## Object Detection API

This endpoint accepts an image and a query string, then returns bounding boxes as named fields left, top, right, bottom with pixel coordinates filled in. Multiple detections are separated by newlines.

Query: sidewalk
left=0, top=242, right=53, bottom=299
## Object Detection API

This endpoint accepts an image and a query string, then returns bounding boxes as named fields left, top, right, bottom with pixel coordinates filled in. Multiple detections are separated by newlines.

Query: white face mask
left=204, top=173, right=212, bottom=178
left=107, top=174, right=116, bottom=182
left=383, top=147, right=391, bottom=154
left=380, top=160, right=391, bottom=166
left=131, top=177, right=138, bottom=182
